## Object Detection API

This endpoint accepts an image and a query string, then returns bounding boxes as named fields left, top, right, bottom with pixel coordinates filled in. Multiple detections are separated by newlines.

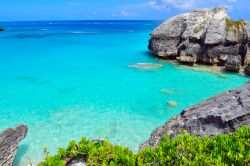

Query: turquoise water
left=0, top=21, right=248, bottom=165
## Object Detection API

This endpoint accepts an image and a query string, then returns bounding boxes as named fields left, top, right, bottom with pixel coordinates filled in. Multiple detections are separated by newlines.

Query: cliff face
left=140, top=82, right=250, bottom=150
left=149, top=7, right=250, bottom=74
left=0, top=124, right=28, bottom=166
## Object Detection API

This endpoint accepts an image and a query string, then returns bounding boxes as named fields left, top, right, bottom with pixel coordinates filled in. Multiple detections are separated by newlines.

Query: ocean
left=0, top=20, right=248, bottom=165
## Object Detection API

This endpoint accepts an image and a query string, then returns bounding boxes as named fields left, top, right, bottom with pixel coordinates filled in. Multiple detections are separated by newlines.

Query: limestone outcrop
left=140, top=82, right=250, bottom=149
left=0, top=124, right=28, bottom=166
left=149, top=7, right=250, bottom=75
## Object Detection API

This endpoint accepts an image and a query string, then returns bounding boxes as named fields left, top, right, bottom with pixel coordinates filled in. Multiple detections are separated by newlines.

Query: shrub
left=39, top=125, right=250, bottom=166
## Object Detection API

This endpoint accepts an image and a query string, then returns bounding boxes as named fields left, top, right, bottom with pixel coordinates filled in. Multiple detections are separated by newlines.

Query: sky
left=0, top=0, right=250, bottom=21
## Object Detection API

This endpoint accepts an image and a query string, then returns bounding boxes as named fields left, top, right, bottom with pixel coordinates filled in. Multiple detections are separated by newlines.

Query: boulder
left=148, top=13, right=190, bottom=57
left=0, top=124, right=28, bottom=166
left=149, top=7, right=250, bottom=73
left=225, top=56, right=241, bottom=72
left=140, top=83, right=250, bottom=149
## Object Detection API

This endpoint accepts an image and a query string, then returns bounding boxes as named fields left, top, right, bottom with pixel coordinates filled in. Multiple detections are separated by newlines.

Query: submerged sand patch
left=174, top=64, right=228, bottom=78
left=128, top=63, right=163, bottom=70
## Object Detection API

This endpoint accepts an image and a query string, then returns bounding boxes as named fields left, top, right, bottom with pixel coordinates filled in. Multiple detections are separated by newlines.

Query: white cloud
left=112, top=9, right=137, bottom=17
left=121, top=10, right=133, bottom=16
left=145, top=0, right=238, bottom=10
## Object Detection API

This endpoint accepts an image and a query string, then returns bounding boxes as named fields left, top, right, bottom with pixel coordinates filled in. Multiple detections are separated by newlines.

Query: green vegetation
left=225, top=18, right=247, bottom=33
left=39, top=125, right=250, bottom=166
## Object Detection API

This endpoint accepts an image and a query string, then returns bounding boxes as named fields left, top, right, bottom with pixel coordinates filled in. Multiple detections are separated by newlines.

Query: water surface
left=0, top=20, right=248, bottom=165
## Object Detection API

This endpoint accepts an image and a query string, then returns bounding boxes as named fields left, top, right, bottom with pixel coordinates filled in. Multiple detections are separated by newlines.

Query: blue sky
left=0, top=0, right=250, bottom=21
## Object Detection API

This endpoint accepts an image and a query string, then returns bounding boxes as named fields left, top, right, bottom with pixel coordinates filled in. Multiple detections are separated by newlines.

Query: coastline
left=0, top=16, right=249, bottom=164
left=140, top=82, right=250, bottom=149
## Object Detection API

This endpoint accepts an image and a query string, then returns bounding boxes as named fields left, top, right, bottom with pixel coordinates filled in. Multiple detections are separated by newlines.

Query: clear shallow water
left=0, top=20, right=248, bottom=165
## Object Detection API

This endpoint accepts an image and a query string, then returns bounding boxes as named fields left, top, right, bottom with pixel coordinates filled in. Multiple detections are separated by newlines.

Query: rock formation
left=0, top=124, right=28, bottom=166
left=148, top=7, right=250, bottom=75
left=245, top=64, right=250, bottom=75
left=140, top=82, right=250, bottom=149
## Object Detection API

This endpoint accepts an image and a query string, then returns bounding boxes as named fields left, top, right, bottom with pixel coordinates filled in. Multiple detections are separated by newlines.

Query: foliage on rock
left=226, top=18, right=247, bottom=33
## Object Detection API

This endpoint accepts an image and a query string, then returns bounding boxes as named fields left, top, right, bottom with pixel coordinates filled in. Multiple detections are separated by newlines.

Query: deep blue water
left=0, top=20, right=248, bottom=165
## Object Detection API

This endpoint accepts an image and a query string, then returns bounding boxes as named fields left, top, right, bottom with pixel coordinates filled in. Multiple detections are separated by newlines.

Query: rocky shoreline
left=140, top=82, right=250, bottom=149
left=0, top=124, right=28, bottom=166
left=1, top=8, right=250, bottom=164
left=149, top=7, right=250, bottom=75
left=141, top=6, right=250, bottom=149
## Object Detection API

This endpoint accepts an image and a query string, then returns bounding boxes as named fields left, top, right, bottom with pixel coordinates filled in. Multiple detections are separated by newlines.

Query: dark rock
left=0, top=27, right=4, bottom=31
left=244, top=64, right=250, bottom=75
left=140, top=83, right=250, bottom=150
left=206, top=45, right=240, bottom=63
left=177, top=40, right=201, bottom=63
left=68, top=160, right=86, bottom=166
left=149, top=7, right=250, bottom=73
left=225, top=56, right=242, bottom=72
left=0, top=124, right=28, bottom=166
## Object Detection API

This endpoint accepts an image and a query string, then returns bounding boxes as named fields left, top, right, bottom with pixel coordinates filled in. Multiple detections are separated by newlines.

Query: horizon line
left=0, top=19, right=164, bottom=23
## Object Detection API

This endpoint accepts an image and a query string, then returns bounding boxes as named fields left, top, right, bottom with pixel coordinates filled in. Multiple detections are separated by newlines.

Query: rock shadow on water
left=14, top=144, right=30, bottom=166
left=16, top=76, right=39, bottom=84
left=16, top=76, right=50, bottom=85
left=141, top=51, right=156, bottom=58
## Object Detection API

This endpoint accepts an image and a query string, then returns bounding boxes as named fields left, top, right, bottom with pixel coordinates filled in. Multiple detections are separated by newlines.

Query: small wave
left=70, top=31, right=98, bottom=34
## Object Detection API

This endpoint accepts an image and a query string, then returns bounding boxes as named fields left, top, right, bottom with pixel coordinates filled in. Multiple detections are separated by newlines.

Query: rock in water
left=0, top=27, right=3, bottom=31
left=149, top=7, right=250, bottom=73
left=225, top=56, right=241, bottom=72
left=0, top=124, right=28, bottom=166
left=167, top=101, right=178, bottom=108
left=140, top=83, right=250, bottom=150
